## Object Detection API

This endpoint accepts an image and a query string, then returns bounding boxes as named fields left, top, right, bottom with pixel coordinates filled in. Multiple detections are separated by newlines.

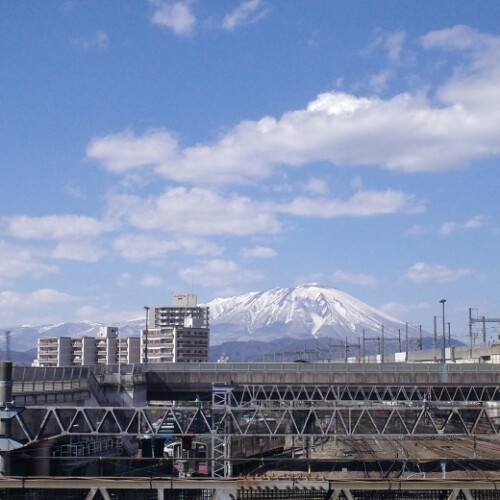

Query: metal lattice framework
left=4, top=385, right=500, bottom=443
left=3, top=382, right=500, bottom=480
left=209, top=385, right=500, bottom=439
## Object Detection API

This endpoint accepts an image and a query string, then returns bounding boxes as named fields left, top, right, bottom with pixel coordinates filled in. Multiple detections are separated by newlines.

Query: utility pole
left=362, top=329, right=366, bottom=364
left=381, top=325, right=385, bottom=363
left=405, top=322, right=409, bottom=357
left=469, top=308, right=500, bottom=346
left=440, top=299, right=446, bottom=364
left=433, top=316, right=438, bottom=362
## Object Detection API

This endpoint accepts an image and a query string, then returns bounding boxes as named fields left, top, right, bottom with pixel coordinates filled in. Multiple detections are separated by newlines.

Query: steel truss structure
left=3, top=383, right=500, bottom=479
left=7, top=401, right=500, bottom=444
left=4, top=384, right=500, bottom=438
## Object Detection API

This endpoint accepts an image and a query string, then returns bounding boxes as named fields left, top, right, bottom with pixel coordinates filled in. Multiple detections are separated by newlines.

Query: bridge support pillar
left=33, top=439, right=51, bottom=476
left=0, top=453, right=10, bottom=476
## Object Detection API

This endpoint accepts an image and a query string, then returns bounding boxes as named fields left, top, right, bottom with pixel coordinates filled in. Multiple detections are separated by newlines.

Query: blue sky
left=1, top=1, right=500, bottom=341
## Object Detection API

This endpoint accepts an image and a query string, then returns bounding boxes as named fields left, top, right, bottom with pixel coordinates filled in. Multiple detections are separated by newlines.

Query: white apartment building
left=36, top=327, right=140, bottom=367
left=142, top=293, right=210, bottom=363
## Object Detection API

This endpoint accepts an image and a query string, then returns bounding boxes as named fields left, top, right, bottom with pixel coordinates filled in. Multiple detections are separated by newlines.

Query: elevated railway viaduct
left=13, top=362, right=500, bottom=401
left=4, top=362, right=500, bottom=498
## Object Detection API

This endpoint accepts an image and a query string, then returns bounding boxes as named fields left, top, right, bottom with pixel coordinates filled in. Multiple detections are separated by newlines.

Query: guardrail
left=138, top=361, right=500, bottom=374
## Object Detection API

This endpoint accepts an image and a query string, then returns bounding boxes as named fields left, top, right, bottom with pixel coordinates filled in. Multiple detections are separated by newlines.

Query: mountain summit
left=206, top=283, right=407, bottom=345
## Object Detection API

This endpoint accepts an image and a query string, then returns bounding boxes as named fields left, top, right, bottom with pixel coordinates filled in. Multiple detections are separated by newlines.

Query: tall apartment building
left=148, top=293, right=209, bottom=329
left=35, top=327, right=140, bottom=367
left=142, top=293, right=210, bottom=363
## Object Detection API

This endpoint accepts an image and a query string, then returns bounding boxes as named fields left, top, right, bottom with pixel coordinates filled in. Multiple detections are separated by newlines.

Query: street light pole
left=440, top=299, right=446, bottom=363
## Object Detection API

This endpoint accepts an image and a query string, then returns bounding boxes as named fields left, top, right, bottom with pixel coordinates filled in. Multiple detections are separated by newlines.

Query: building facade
left=36, top=336, right=72, bottom=367
left=142, top=294, right=210, bottom=363
left=35, top=327, right=140, bottom=367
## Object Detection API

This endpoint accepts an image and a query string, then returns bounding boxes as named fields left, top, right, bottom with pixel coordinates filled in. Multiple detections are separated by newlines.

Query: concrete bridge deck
left=12, top=362, right=500, bottom=403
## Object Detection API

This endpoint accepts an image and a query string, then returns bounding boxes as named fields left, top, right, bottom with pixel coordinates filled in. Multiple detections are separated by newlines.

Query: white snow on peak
left=206, top=283, right=406, bottom=344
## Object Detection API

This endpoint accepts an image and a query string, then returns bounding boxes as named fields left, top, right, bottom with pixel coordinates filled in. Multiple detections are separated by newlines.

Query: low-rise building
left=35, top=327, right=140, bottom=367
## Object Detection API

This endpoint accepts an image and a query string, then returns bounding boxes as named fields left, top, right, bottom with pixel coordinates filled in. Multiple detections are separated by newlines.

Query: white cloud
left=141, top=274, right=164, bottom=287
left=117, top=272, right=132, bottom=287
left=385, top=31, right=406, bottom=63
left=51, top=242, right=104, bottom=262
left=241, top=246, right=277, bottom=259
left=179, top=259, right=265, bottom=288
left=406, top=224, right=425, bottom=237
left=379, top=301, right=430, bottom=319
left=439, top=221, right=457, bottom=236
left=108, top=188, right=281, bottom=236
left=421, top=26, right=500, bottom=109
left=464, top=215, right=485, bottom=229
left=113, top=233, right=222, bottom=261
left=5, top=215, right=109, bottom=240
left=303, top=178, right=329, bottom=195
left=369, top=70, right=393, bottom=93
left=0, top=241, right=56, bottom=283
left=86, top=27, right=500, bottom=188
left=88, top=80, right=500, bottom=187
left=332, top=270, right=377, bottom=287
left=74, top=30, right=109, bottom=50
left=107, top=186, right=417, bottom=244
left=87, top=129, right=178, bottom=174
left=150, top=1, right=196, bottom=36
left=65, top=183, right=87, bottom=199
left=362, top=30, right=407, bottom=63
left=439, top=215, right=485, bottom=235
left=30, top=288, right=75, bottom=304
left=180, top=238, right=224, bottom=257
left=404, top=262, right=474, bottom=283
left=420, top=24, right=495, bottom=54
left=223, top=0, right=268, bottom=31
left=113, top=234, right=179, bottom=261
left=0, top=289, right=74, bottom=315
left=276, top=189, right=423, bottom=218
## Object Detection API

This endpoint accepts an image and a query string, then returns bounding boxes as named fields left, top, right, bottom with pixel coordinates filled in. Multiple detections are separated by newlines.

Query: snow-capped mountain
left=206, top=283, right=407, bottom=345
left=1, top=284, right=409, bottom=353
